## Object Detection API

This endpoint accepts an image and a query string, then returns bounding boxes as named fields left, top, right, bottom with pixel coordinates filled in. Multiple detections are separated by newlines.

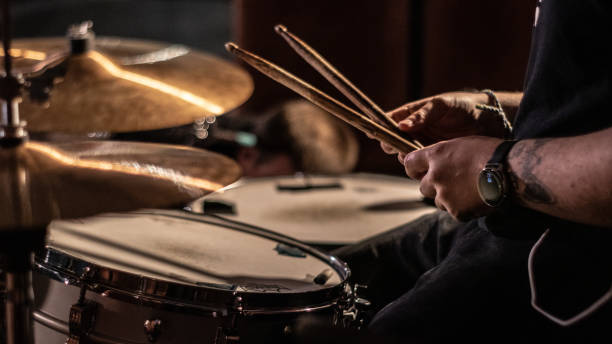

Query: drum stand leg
left=4, top=268, right=34, bottom=344
left=1, top=229, right=45, bottom=344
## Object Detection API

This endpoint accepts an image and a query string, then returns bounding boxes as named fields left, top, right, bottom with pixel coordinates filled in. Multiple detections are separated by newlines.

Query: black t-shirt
left=485, top=0, right=612, bottom=325
left=514, top=0, right=612, bottom=139
left=489, top=0, right=612, bottom=234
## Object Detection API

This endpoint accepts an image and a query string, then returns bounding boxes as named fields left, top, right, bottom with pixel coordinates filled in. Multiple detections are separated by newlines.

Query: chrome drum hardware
left=32, top=210, right=362, bottom=343
left=143, top=319, right=162, bottom=343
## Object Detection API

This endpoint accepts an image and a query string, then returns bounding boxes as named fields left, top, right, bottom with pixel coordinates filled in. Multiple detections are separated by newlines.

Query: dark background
left=13, top=0, right=231, bottom=55
left=11, top=0, right=536, bottom=174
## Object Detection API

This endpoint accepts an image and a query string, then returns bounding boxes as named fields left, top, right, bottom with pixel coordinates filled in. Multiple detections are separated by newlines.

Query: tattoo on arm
left=507, top=139, right=557, bottom=205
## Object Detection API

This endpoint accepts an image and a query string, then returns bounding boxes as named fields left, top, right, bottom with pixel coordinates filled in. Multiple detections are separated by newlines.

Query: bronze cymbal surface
left=0, top=140, right=241, bottom=230
left=5, top=37, right=253, bottom=133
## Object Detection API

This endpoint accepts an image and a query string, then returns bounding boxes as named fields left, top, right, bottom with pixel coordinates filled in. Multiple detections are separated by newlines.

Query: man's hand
left=381, top=91, right=520, bottom=154
left=399, top=136, right=503, bottom=221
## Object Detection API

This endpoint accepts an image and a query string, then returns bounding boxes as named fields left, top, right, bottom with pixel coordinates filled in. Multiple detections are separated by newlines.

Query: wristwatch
left=477, top=140, right=518, bottom=207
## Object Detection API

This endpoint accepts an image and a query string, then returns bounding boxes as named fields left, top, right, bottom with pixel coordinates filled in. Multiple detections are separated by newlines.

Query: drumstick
left=225, top=43, right=420, bottom=153
left=274, top=25, right=424, bottom=149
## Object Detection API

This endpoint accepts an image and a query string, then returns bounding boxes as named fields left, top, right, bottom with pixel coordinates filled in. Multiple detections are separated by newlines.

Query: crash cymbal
left=0, top=140, right=241, bottom=230
left=4, top=36, right=253, bottom=133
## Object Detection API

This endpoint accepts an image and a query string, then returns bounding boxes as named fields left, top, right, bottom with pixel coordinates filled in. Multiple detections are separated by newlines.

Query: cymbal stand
left=0, top=0, right=26, bottom=140
left=1, top=1, right=45, bottom=343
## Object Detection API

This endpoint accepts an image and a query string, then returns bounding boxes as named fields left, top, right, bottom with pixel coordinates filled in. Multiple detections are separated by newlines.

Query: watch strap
left=488, top=140, right=518, bottom=165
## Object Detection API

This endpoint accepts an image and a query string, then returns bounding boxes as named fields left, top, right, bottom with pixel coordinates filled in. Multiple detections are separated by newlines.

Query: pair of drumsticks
left=225, top=25, right=423, bottom=153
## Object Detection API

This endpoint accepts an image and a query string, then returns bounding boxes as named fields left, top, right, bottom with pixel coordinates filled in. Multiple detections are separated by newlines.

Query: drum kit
left=0, top=0, right=438, bottom=341
left=0, top=0, right=398, bottom=341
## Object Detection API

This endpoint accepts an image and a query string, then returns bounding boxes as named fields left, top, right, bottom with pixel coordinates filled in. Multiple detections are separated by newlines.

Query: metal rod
left=1, top=99, right=18, bottom=126
left=1, top=0, right=12, bottom=77
left=4, top=269, right=35, bottom=344
left=2, top=2, right=34, bottom=342
left=225, top=43, right=419, bottom=153
left=0, top=0, right=22, bottom=131
left=274, top=25, right=423, bottom=149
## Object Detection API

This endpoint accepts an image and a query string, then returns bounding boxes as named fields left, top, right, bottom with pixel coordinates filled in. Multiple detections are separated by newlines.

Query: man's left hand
left=400, top=136, right=502, bottom=221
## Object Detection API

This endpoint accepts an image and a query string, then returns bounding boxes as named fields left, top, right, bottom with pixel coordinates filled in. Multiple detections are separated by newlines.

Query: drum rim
left=35, top=209, right=350, bottom=314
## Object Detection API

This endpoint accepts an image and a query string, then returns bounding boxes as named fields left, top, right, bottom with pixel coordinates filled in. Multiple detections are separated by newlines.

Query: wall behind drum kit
left=12, top=0, right=230, bottom=55
left=232, top=0, right=535, bottom=173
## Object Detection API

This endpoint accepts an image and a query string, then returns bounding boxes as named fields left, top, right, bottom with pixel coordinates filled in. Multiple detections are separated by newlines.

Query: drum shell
left=33, top=270, right=340, bottom=344
left=31, top=210, right=350, bottom=343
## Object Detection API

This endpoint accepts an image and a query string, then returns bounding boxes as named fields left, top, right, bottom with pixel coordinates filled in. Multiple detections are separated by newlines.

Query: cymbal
left=5, top=37, right=253, bottom=133
left=0, top=140, right=241, bottom=230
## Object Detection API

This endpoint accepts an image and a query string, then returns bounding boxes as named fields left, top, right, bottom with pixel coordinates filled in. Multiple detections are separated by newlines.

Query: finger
left=380, top=141, right=398, bottom=154
left=387, top=98, right=431, bottom=122
left=418, top=173, right=436, bottom=199
left=398, top=101, right=434, bottom=132
left=402, top=148, right=429, bottom=180
left=434, top=198, right=447, bottom=212
left=398, top=152, right=406, bottom=163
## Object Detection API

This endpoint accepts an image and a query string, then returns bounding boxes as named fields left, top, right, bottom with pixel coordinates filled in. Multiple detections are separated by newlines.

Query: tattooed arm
left=400, top=127, right=612, bottom=226
left=507, top=127, right=612, bottom=227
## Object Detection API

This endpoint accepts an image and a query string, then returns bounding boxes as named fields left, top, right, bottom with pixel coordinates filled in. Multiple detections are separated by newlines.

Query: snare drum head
left=46, top=210, right=342, bottom=293
left=197, top=173, right=436, bottom=244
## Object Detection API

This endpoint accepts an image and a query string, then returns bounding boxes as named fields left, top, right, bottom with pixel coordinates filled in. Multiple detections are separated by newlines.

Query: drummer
left=203, top=99, right=359, bottom=177
left=334, top=1, right=612, bottom=343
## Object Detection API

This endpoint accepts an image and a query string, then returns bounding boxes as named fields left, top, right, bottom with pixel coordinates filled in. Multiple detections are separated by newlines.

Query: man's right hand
left=381, top=91, right=514, bottom=154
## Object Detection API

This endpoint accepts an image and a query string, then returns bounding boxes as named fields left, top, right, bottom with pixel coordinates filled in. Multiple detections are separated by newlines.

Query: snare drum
left=33, top=210, right=354, bottom=343
left=192, top=173, right=436, bottom=248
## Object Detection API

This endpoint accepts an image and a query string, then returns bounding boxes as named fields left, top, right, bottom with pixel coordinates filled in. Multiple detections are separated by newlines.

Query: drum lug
left=214, top=327, right=240, bottom=344
left=214, top=294, right=243, bottom=343
left=232, top=295, right=244, bottom=314
left=66, top=267, right=98, bottom=344
left=66, top=299, right=98, bottom=344
left=352, top=284, right=371, bottom=308
left=143, top=319, right=162, bottom=342
left=337, top=283, right=370, bottom=329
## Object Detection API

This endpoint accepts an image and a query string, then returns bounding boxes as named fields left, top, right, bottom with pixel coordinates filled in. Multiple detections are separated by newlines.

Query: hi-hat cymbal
left=0, top=140, right=241, bottom=230
left=5, top=37, right=253, bottom=133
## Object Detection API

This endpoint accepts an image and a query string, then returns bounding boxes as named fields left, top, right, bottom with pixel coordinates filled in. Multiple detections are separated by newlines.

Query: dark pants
left=333, top=211, right=612, bottom=343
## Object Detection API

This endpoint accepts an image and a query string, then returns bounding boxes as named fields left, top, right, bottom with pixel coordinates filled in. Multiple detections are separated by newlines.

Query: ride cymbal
left=0, top=140, right=241, bottom=230
left=4, top=36, right=253, bottom=133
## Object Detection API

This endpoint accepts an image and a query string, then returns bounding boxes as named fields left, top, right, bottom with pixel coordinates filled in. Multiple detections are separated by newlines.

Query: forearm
left=506, top=127, right=612, bottom=226
left=493, top=92, right=522, bottom=123
left=473, top=91, right=523, bottom=122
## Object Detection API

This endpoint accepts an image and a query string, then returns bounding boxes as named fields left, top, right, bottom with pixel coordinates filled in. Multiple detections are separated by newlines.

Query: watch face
left=478, top=169, right=504, bottom=206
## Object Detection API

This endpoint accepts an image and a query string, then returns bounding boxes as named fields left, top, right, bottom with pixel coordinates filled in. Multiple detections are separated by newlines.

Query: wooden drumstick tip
left=274, top=24, right=288, bottom=34
left=224, top=42, right=239, bottom=53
